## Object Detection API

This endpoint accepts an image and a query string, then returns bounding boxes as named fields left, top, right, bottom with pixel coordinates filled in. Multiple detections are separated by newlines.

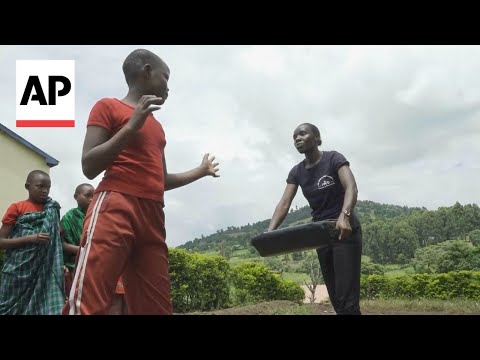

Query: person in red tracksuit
left=63, top=49, right=220, bottom=315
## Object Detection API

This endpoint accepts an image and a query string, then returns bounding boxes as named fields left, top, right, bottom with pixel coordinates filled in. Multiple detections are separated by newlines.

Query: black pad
left=250, top=221, right=339, bottom=257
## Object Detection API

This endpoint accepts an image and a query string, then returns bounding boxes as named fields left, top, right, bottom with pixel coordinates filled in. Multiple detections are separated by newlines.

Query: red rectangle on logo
left=16, top=120, right=75, bottom=127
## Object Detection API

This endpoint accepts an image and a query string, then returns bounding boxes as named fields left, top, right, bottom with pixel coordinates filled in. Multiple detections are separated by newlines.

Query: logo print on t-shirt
left=317, top=175, right=335, bottom=190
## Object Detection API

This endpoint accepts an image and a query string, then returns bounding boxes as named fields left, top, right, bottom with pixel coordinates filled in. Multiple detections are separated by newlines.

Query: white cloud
left=1, top=45, right=479, bottom=247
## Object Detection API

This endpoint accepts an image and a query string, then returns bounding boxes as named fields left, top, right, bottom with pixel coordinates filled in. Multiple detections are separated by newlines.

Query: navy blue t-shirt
left=287, top=150, right=352, bottom=222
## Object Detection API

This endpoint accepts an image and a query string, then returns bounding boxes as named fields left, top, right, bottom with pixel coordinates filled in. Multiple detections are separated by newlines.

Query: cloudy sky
left=1, top=45, right=479, bottom=247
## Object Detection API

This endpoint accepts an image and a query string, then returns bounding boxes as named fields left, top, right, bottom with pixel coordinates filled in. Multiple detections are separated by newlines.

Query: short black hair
left=122, top=49, right=163, bottom=86
left=26, top=170, right=49, bottom=183
left=75, top=183, right=94, bottom=195
left=299, top=123, right=322, bottom=146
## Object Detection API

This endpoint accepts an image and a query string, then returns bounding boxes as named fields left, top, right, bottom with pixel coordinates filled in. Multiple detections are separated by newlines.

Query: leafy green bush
left=229, top=262, right=304, bottom=306
left=169, top=248, right=230, bottom=313
left=361, top=261, right=385, bottom=276
left=361, top=271, right=480, bottom=300
left=169, top=250, right=305, bottom=312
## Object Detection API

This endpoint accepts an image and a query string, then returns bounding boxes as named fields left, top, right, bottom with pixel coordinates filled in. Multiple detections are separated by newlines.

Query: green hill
left=177, top=200, right=480, bottom=284
left=178, top=200, right=424, bottom=253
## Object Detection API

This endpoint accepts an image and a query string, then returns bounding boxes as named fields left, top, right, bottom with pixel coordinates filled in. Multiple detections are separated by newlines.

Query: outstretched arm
left=164, top=153, right=220, bottom=191
left=267, top=184, right=299, bottom=231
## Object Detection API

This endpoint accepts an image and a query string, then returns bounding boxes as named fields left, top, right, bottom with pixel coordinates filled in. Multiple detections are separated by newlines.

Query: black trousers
left=316, top=225, right=362, bottom=315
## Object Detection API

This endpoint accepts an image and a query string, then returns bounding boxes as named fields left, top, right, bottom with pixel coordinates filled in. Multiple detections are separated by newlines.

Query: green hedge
left=169, top=248, right=230, bottom=313
left=169, top=249, right=304, bottom=312
left=361, top=271, right=480, bottom=300
left=229, top=262, right=304, bottom=306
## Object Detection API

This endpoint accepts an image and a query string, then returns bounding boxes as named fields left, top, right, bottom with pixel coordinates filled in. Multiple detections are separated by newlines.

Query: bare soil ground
left=186, top=300, right=479, bottom=315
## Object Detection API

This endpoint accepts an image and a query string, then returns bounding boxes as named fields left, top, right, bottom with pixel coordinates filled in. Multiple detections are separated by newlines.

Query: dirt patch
left=302, top=285, right=329, bottom=303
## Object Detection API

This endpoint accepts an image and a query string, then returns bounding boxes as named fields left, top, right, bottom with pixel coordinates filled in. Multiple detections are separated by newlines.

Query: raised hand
left=200, top=153, right=220, bottom=178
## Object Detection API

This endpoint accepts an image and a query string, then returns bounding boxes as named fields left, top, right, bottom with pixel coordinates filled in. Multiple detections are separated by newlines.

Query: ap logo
left=16, top=60, right=75, bottom=127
